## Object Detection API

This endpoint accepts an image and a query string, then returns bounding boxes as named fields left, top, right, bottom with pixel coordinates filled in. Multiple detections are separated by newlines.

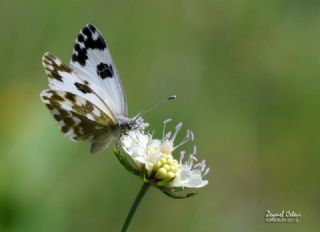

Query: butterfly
left=40, top=24, right=148, bottom=153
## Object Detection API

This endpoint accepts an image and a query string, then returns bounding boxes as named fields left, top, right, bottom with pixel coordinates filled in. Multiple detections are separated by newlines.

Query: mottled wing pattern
left=42, top=52, right=117, bottom=122
left=70, top=24, right=128, bottom=117
left=40, top=90, right=116, bottom=151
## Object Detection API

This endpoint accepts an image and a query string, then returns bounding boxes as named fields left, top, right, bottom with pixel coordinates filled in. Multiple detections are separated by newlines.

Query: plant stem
left=121, top=182, right=150, bottom=232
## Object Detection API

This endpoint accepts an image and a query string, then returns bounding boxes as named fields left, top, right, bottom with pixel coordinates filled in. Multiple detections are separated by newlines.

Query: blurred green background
left=1, top=0, right=320, bottom=231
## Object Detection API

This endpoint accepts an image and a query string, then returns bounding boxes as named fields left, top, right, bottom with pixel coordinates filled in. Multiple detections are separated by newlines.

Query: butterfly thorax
left=117, top=115, right=132, bottom=132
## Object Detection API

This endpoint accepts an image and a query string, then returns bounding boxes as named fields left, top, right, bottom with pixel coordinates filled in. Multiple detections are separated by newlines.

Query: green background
left=1, top=0, right=319, bottom=231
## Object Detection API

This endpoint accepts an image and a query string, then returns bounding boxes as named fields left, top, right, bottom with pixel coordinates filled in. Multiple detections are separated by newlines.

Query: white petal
left=169, top=165, right=208, bottom=188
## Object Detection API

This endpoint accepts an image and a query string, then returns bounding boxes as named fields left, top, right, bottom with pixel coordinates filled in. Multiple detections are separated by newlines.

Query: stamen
left=192, top=146, right=197, bottom=156
left=190, top=154, right=198, bottom=162
left=190, top=131, right=195, bottom=141
left=186, top=129, right=191, bottom=139
left=188, top=157, right=195, bottom=168
left=163, top=118, right=172, bottom=124
left=173, top=132, right=193, bottom=150
left=203, top=167, right=210, bottom=176
left=193, top=159, right=205, bottom=171
left=164, top=131, right=172, bottom=140
left=193, top=163, right=201, bottom=169
left=173, top=137, right=190, bottom=150
left=162, top=118, right=172, bottom=140
left=200, top=160, right=206, bottom=172
left=170, top=122, right=183, bottom=142
left=179, top=151, right=185, bottom=164
left=175, top=122, right=183, bottom=131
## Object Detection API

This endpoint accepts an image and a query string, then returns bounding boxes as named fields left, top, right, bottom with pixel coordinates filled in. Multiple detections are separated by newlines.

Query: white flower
left=120, top=119, right=209, bottom=190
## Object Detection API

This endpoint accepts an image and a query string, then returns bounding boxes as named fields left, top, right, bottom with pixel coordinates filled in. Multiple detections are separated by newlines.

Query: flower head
left=117, top=118, right=209, bottom=198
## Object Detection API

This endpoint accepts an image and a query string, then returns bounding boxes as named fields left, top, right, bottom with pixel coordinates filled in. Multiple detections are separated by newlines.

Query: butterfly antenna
left=137, top=95, right=176, bottom=118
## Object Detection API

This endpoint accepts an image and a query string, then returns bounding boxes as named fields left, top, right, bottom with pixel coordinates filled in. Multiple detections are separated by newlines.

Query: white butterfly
left=40, top=24, right=148, bottom=153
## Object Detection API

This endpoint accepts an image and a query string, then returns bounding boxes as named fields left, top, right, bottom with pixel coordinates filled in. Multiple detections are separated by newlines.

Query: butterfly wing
left=70, top=24, right=128, bottom=118
left=41, top=53, right=118, bottom=153
left=42, top=52, right=117, bottom=121
left=40, top=90, right=116, bottom=153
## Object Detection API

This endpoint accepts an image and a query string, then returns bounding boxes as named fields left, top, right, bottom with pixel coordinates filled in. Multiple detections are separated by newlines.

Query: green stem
left=121, top=182, right=150, bottom=232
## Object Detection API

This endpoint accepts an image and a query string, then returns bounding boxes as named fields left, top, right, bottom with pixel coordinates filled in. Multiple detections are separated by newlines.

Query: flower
left=117, top=118, right=209, bottom=198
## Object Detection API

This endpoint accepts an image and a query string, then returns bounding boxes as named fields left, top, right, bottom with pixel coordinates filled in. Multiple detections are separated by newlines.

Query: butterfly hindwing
left=40, top=90, right=116, bottom=149
left=70, top=24, right=128, bottom=117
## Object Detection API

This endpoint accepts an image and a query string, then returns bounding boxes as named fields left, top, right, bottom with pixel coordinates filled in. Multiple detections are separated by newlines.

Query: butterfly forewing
left=70, top=24, right=128, bottom=117
left=42, top=52, right=117, bottom=122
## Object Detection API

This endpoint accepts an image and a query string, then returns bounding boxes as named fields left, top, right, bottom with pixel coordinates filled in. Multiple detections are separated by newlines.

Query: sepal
left=160, top=187, right=197, bottom=199
left=113, top=146, right=140, bottom=176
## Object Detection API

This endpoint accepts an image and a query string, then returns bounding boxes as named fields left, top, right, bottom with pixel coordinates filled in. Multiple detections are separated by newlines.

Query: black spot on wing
left=46, top=104, right=53, bottom=110
left=51, top=92, right=64, bottom=102
left=72, top=24, right=106, bottom=66
left=42, top=53, right=72, bottom=82
left=77, top=34, right=84, bottom=42
left=88, top=24, right=97, bottom=32
left=65, top=92, right=76, bottom=102
left=74, top=82, right=93, bottom=94
left=96, top=62, right=113, bottom=79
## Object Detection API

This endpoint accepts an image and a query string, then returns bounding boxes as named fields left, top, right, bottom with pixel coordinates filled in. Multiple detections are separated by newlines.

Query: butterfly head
left=118, top=115, right=149, bottom=134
